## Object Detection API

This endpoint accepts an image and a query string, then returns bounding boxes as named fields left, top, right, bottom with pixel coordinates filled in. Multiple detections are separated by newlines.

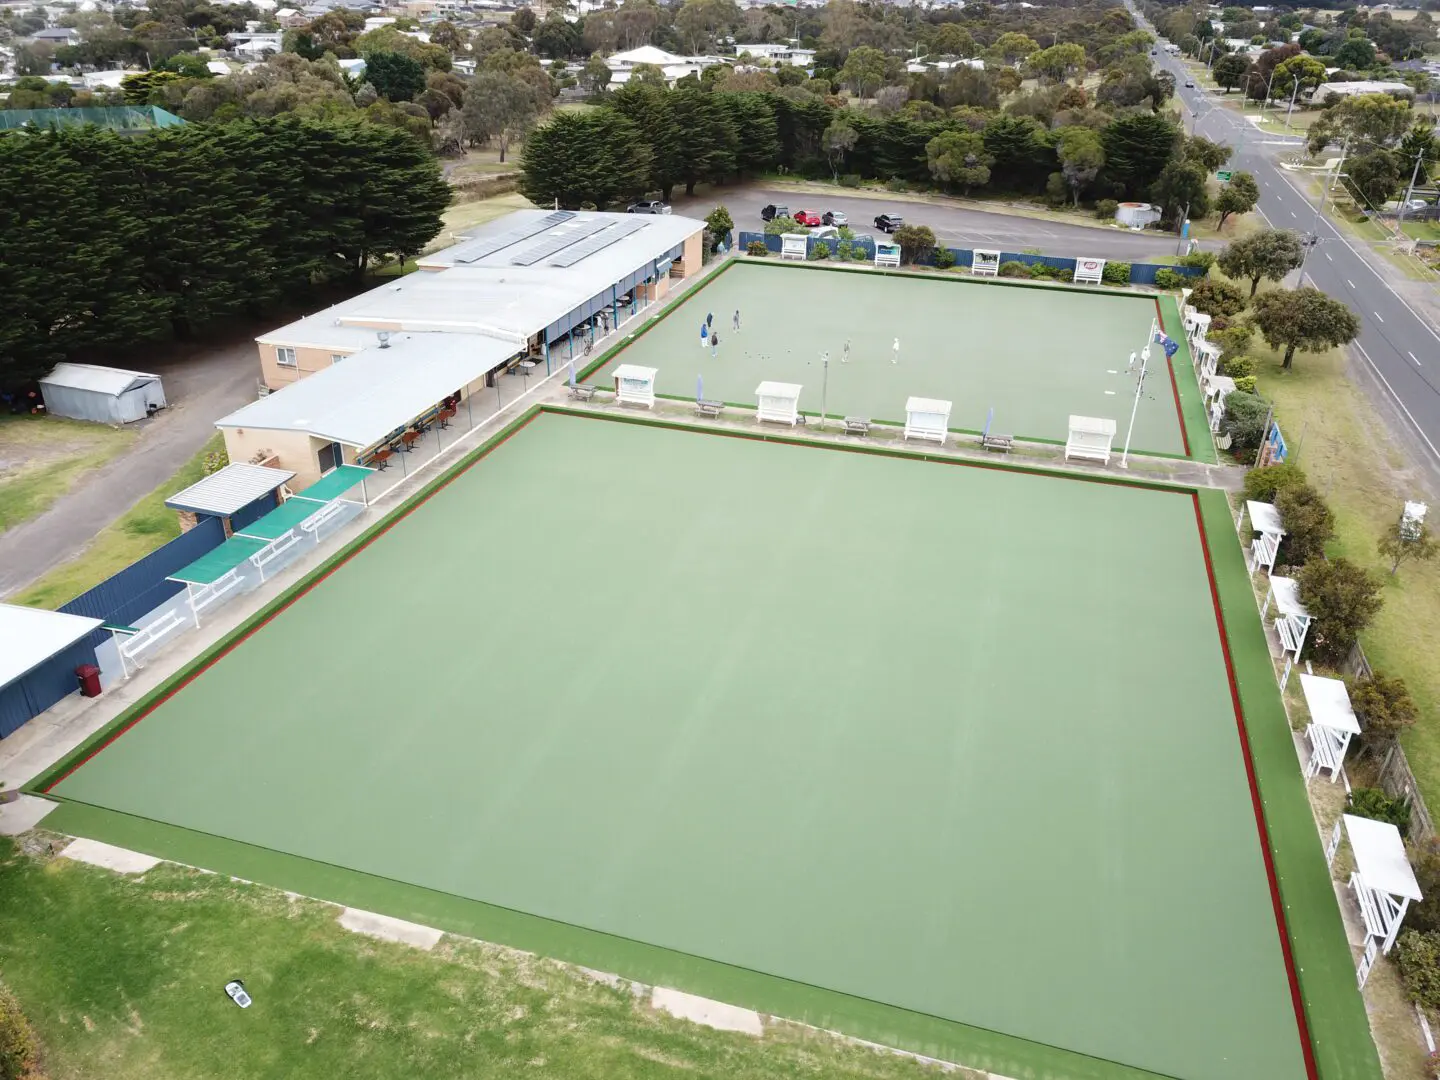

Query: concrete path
left=0, top=336, right=259, bottom=598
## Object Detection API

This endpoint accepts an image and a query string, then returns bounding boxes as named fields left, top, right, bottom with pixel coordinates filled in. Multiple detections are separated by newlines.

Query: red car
left=793, top=209, right=823, bottom=227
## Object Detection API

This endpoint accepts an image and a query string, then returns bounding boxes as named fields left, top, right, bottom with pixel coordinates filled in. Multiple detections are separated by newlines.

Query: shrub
left=1350, top=786, right=1411, bottom=836
left=1276, top=483, right=1335, bottom=567
left=1179, top=250, right=1218, bottom=270
left=1233, top=374, right=1257, bottom=394
left=808, top=241, right=830, bottom=260
left=839, top=173, right=862, bottom=188
left=1242, top=462, right=1309, bottom=503
left=746, top=240, right=769, bottom=257
left=1029, top=263, right=1055, bottom=279
left=1399, top=931, right=1440, bottom=1011
left=891, top=223, right=936, bottom=265
left=1407, top=840, right=1440, bottom=933
left=933, top=246, right=956, bottom=270
left=1349, top=672, right=1419, bottom=750
left=764, top=215, right=804, bottom=236
left=1101, top=261, right=1131, bottom=285
left=1295, top=557, right=1385, bottom=664
left=1095, top=198, right=1119, bottom=220
left=1153, top=267, right=1185, bottom=289
left=1056, top=268, right=1074, bottom=283
left=998, top=260, right=1032, bottom=278
left=1220, top=354, right=1257, bottom=379
left=1220, top=389, right=1269, bottom=454
left=836, top=240, right=857, bottom=261
left=0, top=983, right=38, bottom=1080
left=885, top=177, right=908, bottom=192
left=1188, top=277, right=1246, bottom=317
left=202, top=448, right=229, bottom=476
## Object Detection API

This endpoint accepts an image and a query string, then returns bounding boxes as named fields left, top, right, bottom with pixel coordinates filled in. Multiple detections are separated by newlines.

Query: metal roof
left=40, top=362, right=161, bottom=398
left=0, top=603, right=103, bottom=688
left=165, top=463, right=297, bottom=517
left=1299, top=674, right=1360, bottom=736
left=216, top=332, right=516, bottom=449
left=256, top=210, right=704, bottom=354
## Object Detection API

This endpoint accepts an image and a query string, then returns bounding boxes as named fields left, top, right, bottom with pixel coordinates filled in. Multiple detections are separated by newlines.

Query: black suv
left=874, top=214, right=904, bottom=233
left=760, top=204, right=792, bottom=222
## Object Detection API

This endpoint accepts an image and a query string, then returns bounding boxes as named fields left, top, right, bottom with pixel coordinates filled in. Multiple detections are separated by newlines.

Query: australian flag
left=1154, top=329, right=1180, bottom=358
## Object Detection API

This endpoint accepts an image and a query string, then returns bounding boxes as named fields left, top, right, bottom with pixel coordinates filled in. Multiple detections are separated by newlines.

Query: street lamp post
left=1284, top=74, right=1301, bottom=129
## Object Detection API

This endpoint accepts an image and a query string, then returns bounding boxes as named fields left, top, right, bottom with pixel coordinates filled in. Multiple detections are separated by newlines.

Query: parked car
left=822, top=210, right=848, bottom=226
left=760, top=204, right=792, bottom=222
left=811, top=226, right=840, bottom=240
left=1183, top=79, right=1194, bottom=88
left=627, top=200, right=672, bottom=215
left=793, top=209, right=824, bottom=226
left=874, top=214, right=904, bottom=233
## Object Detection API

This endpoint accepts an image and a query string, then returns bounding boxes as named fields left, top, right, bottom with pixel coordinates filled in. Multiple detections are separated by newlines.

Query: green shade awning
left=294, top=465, right=371, bottom=504
left=235, top=498, right=327, bottom=542
left=169, top=536, right=269, bottom=586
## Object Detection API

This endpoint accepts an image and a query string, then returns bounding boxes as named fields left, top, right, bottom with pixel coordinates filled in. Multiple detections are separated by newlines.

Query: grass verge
left=0, top=416, right=135, bottom=534
left=432, top=192, right=537, bottom=248
left=0, top=835, right=971, bottom=1080
left=1253, top=344, right=1440, bottom=814
left=12, top=434, right=224, bottom=610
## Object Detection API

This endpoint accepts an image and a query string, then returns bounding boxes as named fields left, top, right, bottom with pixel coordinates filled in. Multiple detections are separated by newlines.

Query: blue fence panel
left=997, top=253, right=1079, bottom=273
left=0, top=637, right=98, bottom=737
left=229, top=492, right=279, bottom=533
left=58, top=515, right=225, bottom=631
left=1129, top=263, right=1207, bottom=286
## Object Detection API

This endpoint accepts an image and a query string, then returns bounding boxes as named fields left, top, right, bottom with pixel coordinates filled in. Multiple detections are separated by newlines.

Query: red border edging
left=1189, top=493, right=1318, bottom=1080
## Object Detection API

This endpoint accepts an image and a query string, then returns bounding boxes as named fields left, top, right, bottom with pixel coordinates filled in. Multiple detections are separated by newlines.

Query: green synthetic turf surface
left=50, top=413, right=1305, bottom=1080
left=589, top=262, right=1199, bottom=457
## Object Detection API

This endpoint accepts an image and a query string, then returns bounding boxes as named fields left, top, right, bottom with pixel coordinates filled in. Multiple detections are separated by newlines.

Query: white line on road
left=1348, top=280, right=1355, bottom=288
left=1356, top=342, right=1440, bottom=462
left=1290, top=210, right=1297, bottom=218
left=1410, top=352, right=1422, bottom=366
left=1324, top=252, right=1332, bottom=261
left=1375, top=312, right=1384, bottom=323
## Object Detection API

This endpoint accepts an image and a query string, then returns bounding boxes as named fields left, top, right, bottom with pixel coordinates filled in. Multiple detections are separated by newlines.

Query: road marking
left=1275, top=168, right=1440, bottom=345
left=1356, top=342, right=1440, bottom=462
left=1290, top=210, right=1297, bottom=218
left=1410, top=351, right=1422, bottom=366
left=1348, top=280, right=1355, bottom=288
left=1375, top=311, right=1384, bottom=323
left=1324, top=252, right=1332, bottom=261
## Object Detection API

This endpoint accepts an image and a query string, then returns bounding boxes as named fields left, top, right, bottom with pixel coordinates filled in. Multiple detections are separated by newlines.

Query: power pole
left=1399, top=149, right=1427, bottom=234
left=1285, top=75, right=1301, bottom=129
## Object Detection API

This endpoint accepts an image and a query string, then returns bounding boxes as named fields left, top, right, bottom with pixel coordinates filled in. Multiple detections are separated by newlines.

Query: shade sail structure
left=169, top=536, right=270, bottom=586
left=0, top=604, right=103, bottom=687
left=1299, top=674, right=1360, bottom=735
left=165, top=463, right=296, bottom=517
left=235, top=498, right=329, bottom=542
left=293, top=464, right=371, bottom=503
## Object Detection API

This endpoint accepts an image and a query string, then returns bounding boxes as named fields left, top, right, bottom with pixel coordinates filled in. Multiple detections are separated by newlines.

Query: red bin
left=76, top=664, right=102, bottom=698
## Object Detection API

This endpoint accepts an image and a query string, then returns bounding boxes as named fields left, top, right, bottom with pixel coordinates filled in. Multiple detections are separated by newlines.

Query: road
left=1139, top=9, right=1440, bottom=488
left=0, top=337, right=258, bottom=598
left=673, top=186, right=1204, bottom=262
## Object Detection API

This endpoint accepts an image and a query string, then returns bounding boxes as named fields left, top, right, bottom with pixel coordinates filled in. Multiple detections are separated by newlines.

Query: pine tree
left=520, top=110, right=652, bottom=209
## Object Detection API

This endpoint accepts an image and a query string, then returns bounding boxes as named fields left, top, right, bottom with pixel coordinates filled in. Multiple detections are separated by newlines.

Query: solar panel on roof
left=508, top=218, right=612, bottom=266
left=455, top=210, right=574, bottom=264
left=548, top=217, right=651, bottom=267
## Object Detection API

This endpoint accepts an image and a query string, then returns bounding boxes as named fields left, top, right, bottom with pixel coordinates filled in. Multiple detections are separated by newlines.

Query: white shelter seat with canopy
left=1240, top=500, right=1285, bottom=575
left=1262, top=575, right=1311, bottom=662
left=1194, top=340, right=1222, bottom=381
left=1300, top=673, right=1360, bottom=783
left=1065, top=415, right=1116, bottom=464
left=612, top=364, right=657, bottom=408
left=1327, top=814, right=1422, bottom=955
left=1202, top=373, right=1235, bottom=433
left=903, top=397, right=951, bottom=444
left=755, top=381, right=801, bottom=425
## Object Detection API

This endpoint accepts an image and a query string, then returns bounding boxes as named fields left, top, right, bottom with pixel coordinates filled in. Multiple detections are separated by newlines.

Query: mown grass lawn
left=0, top=837, right=960, bottom=1080
left=0, top=415, right=135, bottom=535
left=1253, top=343, right=1440, bottom=812
left=13, top=434, right=223, bottom=610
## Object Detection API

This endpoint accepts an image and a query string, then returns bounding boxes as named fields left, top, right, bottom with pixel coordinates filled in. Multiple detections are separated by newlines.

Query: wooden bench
left=569, top=383, right=599, bottom=402
left=981, top=432, right=1013, bottom=452
left=843, top=416, right=871, bottom=436
left=695, top=399, right=725, bottom=419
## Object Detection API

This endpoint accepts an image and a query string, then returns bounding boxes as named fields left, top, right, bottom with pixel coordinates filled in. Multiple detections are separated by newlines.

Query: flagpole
left=1120, top=345, right=1149, bottom=470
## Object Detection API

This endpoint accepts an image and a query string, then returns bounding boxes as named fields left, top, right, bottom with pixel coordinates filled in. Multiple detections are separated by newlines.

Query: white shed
left=755, top=382, right=802, bottom=425
left=40, top=363, right=166, bottom=424
left=903, top=397, right=951, bottom=443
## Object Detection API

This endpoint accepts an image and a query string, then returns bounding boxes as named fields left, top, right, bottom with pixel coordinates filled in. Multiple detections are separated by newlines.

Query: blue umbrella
left=568, top=360, right=576, bottom=389
left=697, top=373, right=704, bottom=401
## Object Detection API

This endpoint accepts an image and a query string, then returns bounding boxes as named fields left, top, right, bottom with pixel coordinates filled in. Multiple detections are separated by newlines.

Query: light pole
left=819, top=351, right=829, bottom=430
left=1284, top=74, right=1301, bottom=129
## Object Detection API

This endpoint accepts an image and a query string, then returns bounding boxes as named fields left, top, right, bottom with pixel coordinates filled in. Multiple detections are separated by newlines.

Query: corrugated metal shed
left=165, top=463, right=297, bottom=517
left=40, top=363, right=166, bottom=424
